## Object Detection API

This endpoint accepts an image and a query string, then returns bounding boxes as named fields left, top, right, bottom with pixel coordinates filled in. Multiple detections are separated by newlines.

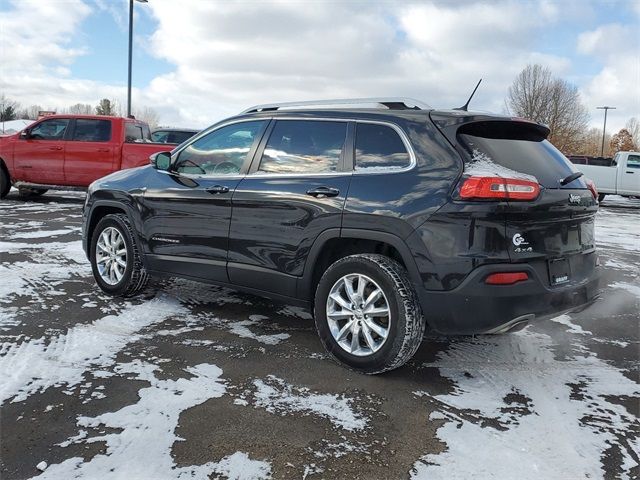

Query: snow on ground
left=228, top=315, right=291, bottom=345
left=38, top=360, right=272, bottom=479
left=251, top=375, right=368, bottom=432
left=411, top=325, right=639, bottom=479
left=595, top=207, right=640, bottom=253
left=0, top=296, right=186, bottom=404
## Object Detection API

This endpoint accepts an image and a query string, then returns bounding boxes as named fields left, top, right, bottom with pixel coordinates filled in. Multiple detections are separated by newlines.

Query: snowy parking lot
left=0, top=190, right=638, bottom=479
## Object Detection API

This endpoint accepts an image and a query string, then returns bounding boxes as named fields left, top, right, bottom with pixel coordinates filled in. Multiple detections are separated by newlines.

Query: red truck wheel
left=18, top=188, right=48, bottom=198
left=0, top=167, right=10, bottom=199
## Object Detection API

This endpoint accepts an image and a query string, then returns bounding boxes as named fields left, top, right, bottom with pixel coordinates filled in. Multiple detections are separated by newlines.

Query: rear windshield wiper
left=560, top=171, right=583, bottom=186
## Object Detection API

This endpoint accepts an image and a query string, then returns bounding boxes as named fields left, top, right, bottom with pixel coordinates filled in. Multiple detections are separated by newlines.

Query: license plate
left=549, top=258, right=571, bottom=285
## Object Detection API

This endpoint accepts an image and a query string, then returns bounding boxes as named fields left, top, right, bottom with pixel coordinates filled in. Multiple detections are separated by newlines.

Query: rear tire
left=90, top=213, right=149, bottom=297
left=18, top=187, right=47, bottom=197
left=314, top=254, right=425, bottom=374
left=598, top=193, right=606, bottom=203
left=0, top=167, right=10, bottom=199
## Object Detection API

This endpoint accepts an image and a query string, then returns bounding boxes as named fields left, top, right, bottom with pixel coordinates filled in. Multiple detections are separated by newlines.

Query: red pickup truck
left=0, top=115, right=171, bottom=198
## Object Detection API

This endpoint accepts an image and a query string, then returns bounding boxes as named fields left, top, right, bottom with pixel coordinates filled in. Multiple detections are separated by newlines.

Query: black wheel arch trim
left=84, top=199, right=145, bottom=262
left=298, top=228, right=423, bottom=300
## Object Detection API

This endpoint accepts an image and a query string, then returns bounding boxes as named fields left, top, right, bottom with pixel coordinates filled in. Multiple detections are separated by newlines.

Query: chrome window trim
left=166, top=116, right=417, bottom=180
left=248, top=117, right=416, bottom=178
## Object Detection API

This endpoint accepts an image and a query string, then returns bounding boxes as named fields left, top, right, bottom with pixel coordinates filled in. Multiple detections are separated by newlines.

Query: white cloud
left=0, top=0, right=636, bottom=135
left=0, top=0, right=91, bottom=71
left=578, top=23, right=640, bottom=132
left=141, top=0, right=577, bottom=126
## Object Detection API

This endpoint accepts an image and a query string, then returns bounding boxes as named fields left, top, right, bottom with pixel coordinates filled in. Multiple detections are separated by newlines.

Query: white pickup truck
left=573, top=151, right=640, bottom=202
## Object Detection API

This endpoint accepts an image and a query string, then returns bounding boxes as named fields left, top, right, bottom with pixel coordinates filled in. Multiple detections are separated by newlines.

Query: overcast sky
left=1, top=0, right=638, bottom=131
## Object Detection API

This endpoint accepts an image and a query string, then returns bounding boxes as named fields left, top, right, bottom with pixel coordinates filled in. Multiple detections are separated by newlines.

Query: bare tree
left=609, top=128, right=636, bottom=154
left=625, top=117, right=640, bottom=148
left=66, top=103, right=93, bottom=115
left=17, top=105, right=43, bottom=120
left=506, top=64, right=590, bottom=154
left=573, top=127, right=612, bottom=157
left=133, top=106, right=160, bottom=128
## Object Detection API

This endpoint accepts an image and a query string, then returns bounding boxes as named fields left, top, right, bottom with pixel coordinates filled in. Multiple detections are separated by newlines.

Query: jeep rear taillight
left=585, top=178, right=598, bottom=200
left=459, top=176, right=540, bottom=201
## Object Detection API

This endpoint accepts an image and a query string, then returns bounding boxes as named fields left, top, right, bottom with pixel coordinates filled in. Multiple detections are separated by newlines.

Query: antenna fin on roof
left=455, top=79, right=482, bottom=111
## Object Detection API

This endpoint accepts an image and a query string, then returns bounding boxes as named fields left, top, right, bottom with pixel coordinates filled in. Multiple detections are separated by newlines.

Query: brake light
left=485, top=272, right=529, bottom=285
left=459, top=176, right=540, bottom=201
left=585, top=178, right=598, bottom=200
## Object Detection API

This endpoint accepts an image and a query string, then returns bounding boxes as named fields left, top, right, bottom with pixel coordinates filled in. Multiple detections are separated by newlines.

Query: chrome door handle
left=306, top=186, right=340, bottom=198
left=205, top=185, right=230, bottom=194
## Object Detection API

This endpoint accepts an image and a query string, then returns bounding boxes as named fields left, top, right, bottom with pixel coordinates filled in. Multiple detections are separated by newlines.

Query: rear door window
left=72, top=119, right=112, bottom=142
left=458, top=121, right=584, bottom=189
left=355, top=123, right=411, bottom=171
left=258, top=120, right=347, bottom=174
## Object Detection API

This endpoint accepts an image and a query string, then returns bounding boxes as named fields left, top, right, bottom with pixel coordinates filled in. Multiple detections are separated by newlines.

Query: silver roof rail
left=240, top=97, right=431, bottom=114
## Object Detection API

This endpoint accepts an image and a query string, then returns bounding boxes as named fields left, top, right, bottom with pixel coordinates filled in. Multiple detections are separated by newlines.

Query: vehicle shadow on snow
left=3, top=189, right=85, bottom=205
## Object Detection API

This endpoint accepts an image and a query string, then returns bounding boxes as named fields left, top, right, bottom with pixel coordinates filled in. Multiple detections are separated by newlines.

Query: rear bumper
left=417, top=255, right=600, bottom=335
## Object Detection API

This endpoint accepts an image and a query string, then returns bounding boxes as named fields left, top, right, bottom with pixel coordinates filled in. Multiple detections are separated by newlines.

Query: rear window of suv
left=355, top=123, right=411, bottom=171
left=458, top=121, right=584, bottom=189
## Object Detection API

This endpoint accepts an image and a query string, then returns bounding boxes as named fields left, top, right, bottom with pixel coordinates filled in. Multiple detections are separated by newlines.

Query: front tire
left=314, top=254, right=425, bottom=374
left=18, top=187, right=47, bottom=197
left=0, top=167, right=10, bottom=199
left=90, top=213, right=149, bottom=297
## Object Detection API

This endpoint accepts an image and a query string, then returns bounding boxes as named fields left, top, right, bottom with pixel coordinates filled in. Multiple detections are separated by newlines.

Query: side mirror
left=151, top=151, right=172, bottom=171
left=20, top=129, right=31, bottom=139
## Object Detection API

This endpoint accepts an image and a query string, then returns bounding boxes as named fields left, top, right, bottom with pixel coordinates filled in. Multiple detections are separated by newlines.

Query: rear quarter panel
left=342, top=114, right=461, bottom=237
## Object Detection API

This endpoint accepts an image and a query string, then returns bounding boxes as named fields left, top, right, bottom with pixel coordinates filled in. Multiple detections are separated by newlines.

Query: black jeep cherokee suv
left=82, top=98, right=600, bottom=374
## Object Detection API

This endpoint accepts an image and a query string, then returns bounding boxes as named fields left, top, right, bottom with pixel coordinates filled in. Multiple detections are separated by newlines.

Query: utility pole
left=127, top=0, right=148, bottom=118
left=596, top=106, right=616, bottom=157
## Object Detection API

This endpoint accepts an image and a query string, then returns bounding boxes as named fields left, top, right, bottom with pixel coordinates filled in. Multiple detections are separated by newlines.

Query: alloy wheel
left=95, top=227, right=127, bottom=285
left=326, top=273, right=391, bottom=356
